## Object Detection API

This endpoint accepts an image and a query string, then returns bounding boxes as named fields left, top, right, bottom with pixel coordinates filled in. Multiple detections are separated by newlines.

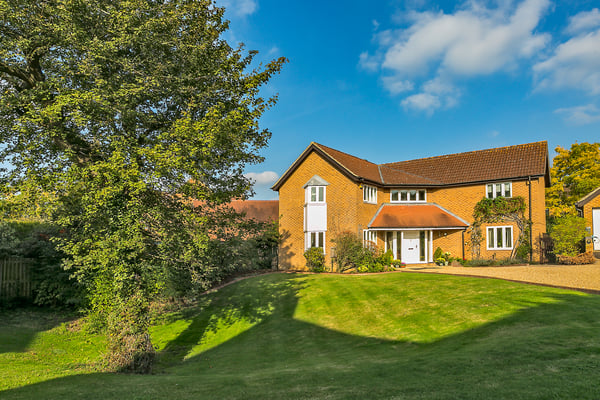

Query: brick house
left=576, top=187, right=600, bottom=254
left=272, top=141, right=550, bottom=270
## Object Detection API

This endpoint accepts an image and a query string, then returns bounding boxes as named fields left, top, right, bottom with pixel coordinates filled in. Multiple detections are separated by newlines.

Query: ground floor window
left=306, top=231, right=325, bottom=251
left=363, top=230, right=377, bottom=250
left=487, top=226, right=513, bottom=250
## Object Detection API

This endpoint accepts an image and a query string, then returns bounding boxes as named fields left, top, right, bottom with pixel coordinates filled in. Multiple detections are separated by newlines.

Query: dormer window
left=308, top=186, right=325, bottom=203
left=486, top=182, right=512, bottom=199
left=363, top=185, right=377, bottom=204
left=391, top=189, right=426, bottom=203
left=304, top=175, right=329, bottom=203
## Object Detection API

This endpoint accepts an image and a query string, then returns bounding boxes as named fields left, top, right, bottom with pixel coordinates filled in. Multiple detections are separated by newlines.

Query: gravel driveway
left=405, top=261, right=600, bottom=293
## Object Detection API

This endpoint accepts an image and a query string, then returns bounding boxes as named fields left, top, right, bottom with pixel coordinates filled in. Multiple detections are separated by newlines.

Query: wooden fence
left=0, top=257, right=31, bottom=300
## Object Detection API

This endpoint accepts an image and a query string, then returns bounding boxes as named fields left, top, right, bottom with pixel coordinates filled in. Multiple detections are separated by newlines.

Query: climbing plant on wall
left=472, top=197, right=531, bottom=260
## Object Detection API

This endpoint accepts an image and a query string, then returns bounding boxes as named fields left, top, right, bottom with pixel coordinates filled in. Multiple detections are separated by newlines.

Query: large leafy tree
left=0, top=0, right=285, bottom=372
left=546, top=142, right=600, bottom=216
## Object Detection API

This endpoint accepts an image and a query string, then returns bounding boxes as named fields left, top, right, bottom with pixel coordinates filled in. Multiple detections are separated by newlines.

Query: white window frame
left=486, top=226, right=513, bottom=250
left=486, top=182, right=512, bottom=199
left=305, top=231, right=325, bottom=252
left=390, top=189, right=426, bottom=203
left=306, top=185, right=326, bottom=203
left=363, top=230, right=377, bottom=249
left=363, top=185, right=377, bottom=204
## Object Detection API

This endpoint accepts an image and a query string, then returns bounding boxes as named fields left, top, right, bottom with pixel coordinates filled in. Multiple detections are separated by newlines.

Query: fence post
left=0, top=257, right=32, bottom=301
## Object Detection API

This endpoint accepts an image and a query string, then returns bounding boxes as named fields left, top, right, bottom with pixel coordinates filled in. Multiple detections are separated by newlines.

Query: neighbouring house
left=272, top=141, right=550, bottom=270
left=576, top=187, right=600, bottom=254
left=228, top=200, right=279, bottom=224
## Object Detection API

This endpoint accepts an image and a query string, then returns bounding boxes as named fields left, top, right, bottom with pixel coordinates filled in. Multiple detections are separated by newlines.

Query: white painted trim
left=429, top=230, right=433, bottom=263
left=593, top=208, right=600, bottom=251
left=368, top=227, right=466, bottom=231
left=390, top=189, right=427, bottom=203
left=305, top=231, right=326, bottom=253
left=486, top=182, right=512, bottom=199
left=363, top=184, right=378, bottom=204
left=486, top=225, right=514, bottom=250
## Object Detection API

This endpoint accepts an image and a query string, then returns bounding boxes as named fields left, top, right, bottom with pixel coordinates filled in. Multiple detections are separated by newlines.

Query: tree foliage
left=472, top=196, right=530, bottom=260
left=546, top=142, right=600, bottom=216
left=549, top=214, right=586, bottom=257
left=0, top=0, right=285, bottom=372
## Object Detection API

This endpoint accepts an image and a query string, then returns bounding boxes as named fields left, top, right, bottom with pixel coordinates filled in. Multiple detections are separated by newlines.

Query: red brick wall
left=278, top=150, right=548, bottom=268
left=581, top=194, right=600, bottom=253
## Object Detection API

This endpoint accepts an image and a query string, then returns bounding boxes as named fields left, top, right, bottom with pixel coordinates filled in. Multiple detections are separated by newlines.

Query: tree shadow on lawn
left=154, top=272, right=306, bottom=367
left=0, top=308, right=77, bottom=354
left=3, top=275, right=600, bottom=399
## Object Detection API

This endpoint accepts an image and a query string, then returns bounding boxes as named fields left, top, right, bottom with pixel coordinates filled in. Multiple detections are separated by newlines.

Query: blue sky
left=216, top=0, right=600, bottom=200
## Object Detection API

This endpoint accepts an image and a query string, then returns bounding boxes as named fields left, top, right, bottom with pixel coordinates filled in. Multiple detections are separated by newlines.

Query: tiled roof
left=271, top=141, right=550, bottom=191
left=382, top=141, right=549, bottom=185
left=313, top=143, right=382, bottom=183
left=190, top=199, right=279, bottom=223
left=229, top=200, right=279, bottom=223
left=575, top=186, right=600, bottom=208
left=368, top=204, right=469, bottom=229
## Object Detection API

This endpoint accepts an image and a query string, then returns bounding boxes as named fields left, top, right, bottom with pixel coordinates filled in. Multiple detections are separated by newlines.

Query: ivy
left=472, top=196, right=531, bottom=260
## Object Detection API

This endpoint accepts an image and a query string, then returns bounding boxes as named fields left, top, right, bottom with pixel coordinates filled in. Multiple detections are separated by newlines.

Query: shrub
left=378, top=249, right=394, bottom=266
left=550, top=214, right=586, bottom=257
left=304, top=247, right=326, bottom=272
left=332, top=232, right=378, bottom=272
left=556, top=252, right=596, bottom=265
left=0, top=221, right=85, bottom=308
left=433, top=247, right=443, bottom=261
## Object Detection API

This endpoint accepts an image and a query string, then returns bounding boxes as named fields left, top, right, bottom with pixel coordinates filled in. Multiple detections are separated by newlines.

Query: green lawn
left=2, top=272, right=600, bottom=399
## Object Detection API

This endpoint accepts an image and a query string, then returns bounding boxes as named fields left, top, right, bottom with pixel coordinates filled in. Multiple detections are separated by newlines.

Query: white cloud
left=381, top=0, right=550, bottom=77
left=554, top=104, right=600, bottom=125
left=217, top=0, right=257, bottom=17
left=362, top=0, right=551, bottom=114
left=359, top=51, right=380, bottom=72
left=566, top=8, right=600, bottom=34
left=382, top=77, right=414, bottom=94
left=401, top=93, right=441, bottom=114
left=401, top=77, right=461, bottom=114
left=244, top=171, right=279, bottom=185
left=534, top=26, right=600, bottom=95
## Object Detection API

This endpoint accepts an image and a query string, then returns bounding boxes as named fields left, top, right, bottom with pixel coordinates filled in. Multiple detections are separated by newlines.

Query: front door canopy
left=368, top=204, right=469, bottom=230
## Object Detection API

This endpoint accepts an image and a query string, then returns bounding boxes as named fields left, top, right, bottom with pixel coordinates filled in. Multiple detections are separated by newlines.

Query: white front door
left=402, top=231, right=420, bottom=263
left=593, top=209, right=600, bottom=251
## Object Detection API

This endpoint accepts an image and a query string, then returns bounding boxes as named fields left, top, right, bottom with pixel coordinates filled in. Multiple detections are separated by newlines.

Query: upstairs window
left=486, top=182, right=512, bottom=199
left=391, top=189, right=426, bottom=203
left=363, top=185, right=377, bottom=204
left=304, top=175, right=329, bottom=203
left=307, top=186, right=325, bottom=203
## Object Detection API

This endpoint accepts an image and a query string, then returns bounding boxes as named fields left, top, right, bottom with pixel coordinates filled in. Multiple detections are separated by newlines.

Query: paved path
left=404, top=262, right=600, bottom=293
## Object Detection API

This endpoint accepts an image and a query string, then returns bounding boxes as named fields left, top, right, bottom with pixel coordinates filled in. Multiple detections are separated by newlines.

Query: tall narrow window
left=363, top=230, right=377, bottom=249
left=419, top=231, right=426, bottom=262
left=363, top=185, right=377, bottom=203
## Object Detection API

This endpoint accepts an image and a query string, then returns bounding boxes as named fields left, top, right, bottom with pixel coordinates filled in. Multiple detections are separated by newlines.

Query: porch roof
left=368, top=204, right=469, bottom=230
